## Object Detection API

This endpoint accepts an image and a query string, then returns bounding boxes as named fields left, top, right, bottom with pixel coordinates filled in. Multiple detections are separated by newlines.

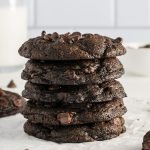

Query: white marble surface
left=0, top=70, right=150, bottom=150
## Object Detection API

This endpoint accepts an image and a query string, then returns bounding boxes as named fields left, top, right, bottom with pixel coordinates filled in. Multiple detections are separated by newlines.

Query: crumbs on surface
left=7, top=80, right=16, bottom=88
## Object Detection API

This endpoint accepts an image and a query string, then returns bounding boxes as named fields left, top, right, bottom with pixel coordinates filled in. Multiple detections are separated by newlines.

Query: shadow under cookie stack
left=19, top=32, right=127, bottom=143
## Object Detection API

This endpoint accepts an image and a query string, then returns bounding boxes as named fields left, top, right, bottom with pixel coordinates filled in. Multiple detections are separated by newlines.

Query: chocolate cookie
left=142, top=131, right=150, bottom=150
left=21, top=58, right=124, bottom=85
left=22, top=80, right=126, bottom=103
left=24, top=117, right=126, bottom=143
left=18, top=32, right=126, bottom=61
left=0, top=88, right=25, bottom=118
left=23, top=99, right=127, bottom=125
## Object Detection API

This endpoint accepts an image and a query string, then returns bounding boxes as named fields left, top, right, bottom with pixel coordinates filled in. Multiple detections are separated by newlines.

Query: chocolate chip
left=140, top=44, right=150, bottom=48
left=105, top=37, right=112, bottom=47
left=57, top=112, right=72, bottom=125
left=71, top=32, right=81, bottom=37
left=41, top=31, right=46, bottom=37
left=12, top=99, right=23, bottom=107
left=62, top=32, right=81, bottom=43
left=69, top=39, right=74, bottom=44
left=64, top=32, right=70, bottom=36
left=82, top=33, right=93, bottom=38
left=44, top=34, right=53, bottom=41
left=71, top=35, right=81, bottom=42
left=94, top=34, right=100, bottom=36
left=7, top=80, right=16, bottom=88
left=61, top=32, right=74, bottom=44
left=62, top=36, right=73, bottom=44
left=51, top=32, right=59, bottom=41
left=114, top=37, right=123, bottom=43
left=58, top=37, right=65, bottom=43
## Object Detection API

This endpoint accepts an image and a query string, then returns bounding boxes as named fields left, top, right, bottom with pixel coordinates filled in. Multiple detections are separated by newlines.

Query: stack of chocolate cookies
left=19, top=32, right=127, bottom=143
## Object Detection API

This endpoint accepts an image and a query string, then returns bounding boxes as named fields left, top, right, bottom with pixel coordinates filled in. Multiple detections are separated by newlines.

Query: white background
left=27, top=0, right=150, bottom=42
left=0, top=1, right=150, bottom=149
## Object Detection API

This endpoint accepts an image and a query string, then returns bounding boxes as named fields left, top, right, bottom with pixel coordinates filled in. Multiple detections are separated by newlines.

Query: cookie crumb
left=41, top=30, right=46, bottom=37
left=7, top=80, right=16, bottom=88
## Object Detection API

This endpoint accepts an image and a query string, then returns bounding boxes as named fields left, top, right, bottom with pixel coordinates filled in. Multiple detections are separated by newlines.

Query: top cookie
left=18, top=32, right=126, bottom=60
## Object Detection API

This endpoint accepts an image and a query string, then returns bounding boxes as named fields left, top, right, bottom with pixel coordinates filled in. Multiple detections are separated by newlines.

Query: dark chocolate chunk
left=7, top=80, right=16, bottom=88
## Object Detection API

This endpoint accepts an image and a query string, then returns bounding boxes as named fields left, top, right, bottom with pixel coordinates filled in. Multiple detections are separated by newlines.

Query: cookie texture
left=0, top=88, right=25, bottom=118
left=23, top=99, right=127, bottom=125
left=19, top=31, right=127, bottom=143
left=142, top=131, right=150, bottom=150
left=18, top=32, right=126, bottom=60
left=22, top=80, right=126, bottom=103
left=21, top=58, right=124, bottom=85
left=24, top=117, right=126, bottom=143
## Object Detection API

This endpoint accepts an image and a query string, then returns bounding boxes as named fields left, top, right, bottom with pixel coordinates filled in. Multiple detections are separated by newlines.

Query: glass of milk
left=0, top=0, right=27, bottom=72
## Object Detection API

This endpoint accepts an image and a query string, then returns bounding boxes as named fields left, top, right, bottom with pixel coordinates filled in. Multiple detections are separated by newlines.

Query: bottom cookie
left=24, top=117, right=126, bottom=143
left=142, top=131, right=150, bottom=150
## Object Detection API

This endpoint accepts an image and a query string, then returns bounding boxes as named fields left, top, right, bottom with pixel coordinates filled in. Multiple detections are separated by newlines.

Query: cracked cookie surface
left=21, top=58, right=124, bottom=85
left=22, top=80, right=126, bottom=103
left=22, top=99, right=127, bottom=125
left=18, top=32, right=126, bottom=60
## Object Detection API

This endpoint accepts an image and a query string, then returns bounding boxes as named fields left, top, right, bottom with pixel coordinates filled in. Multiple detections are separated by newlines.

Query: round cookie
left=24, top=117, right=126, bottom=143
left=22, top=99, right=127, bottom=125
left=21, top=58, right=124, bottom=85
left=22, top=80, right=126, bottom=103
left=0, top=88, right=25, bottom=118
left=142, top=131, right=150, bottom=150
left=18, top=32, right=126, bottom=61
